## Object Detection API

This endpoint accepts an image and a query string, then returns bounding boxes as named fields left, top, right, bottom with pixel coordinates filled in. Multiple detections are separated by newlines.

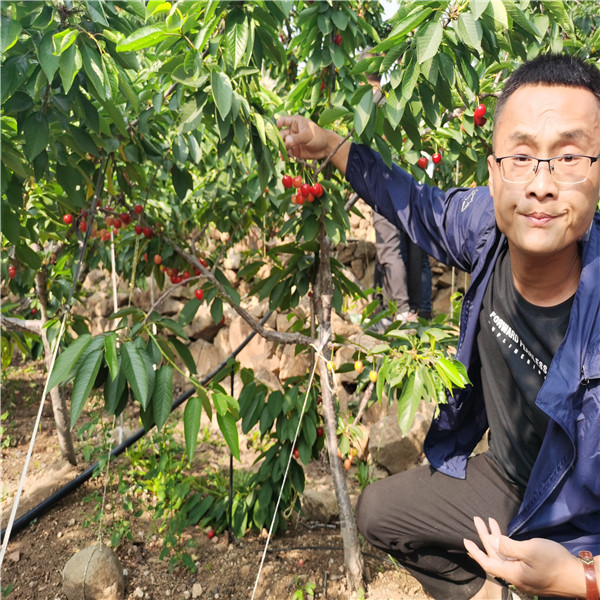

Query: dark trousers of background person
left=355, top=453, right=524, bottom=600
left=373, top=211, right=432, bottom=317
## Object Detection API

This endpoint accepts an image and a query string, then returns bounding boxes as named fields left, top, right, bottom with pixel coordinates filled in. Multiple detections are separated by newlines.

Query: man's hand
left=464, top=517, right=587, bottom=598
left=276, top=115, right=349, bottom=175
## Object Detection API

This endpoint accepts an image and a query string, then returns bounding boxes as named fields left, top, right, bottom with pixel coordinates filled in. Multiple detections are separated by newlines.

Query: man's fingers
left=473, top=517, right=502, bottom=560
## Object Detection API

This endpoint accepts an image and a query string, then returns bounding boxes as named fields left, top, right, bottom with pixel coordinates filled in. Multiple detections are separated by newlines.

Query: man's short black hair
left=496, top=53, right=600, bottom=117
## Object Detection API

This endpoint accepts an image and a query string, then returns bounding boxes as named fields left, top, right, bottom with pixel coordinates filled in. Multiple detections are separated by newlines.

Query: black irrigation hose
left=266, top=544, right=398, bottom=567
left=0, top=311, right=273, bottom=545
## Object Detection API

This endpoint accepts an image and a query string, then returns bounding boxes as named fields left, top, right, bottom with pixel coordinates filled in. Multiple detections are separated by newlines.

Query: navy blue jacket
left=346, top=143, right=600, bottom=553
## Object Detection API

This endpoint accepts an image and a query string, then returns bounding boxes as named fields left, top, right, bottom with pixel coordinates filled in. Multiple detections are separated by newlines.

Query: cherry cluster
left=417, top=151, right=442, bottom=170
left=281, top=174, right=324, bottom=205
left=474, top=103, right=487, bottom=127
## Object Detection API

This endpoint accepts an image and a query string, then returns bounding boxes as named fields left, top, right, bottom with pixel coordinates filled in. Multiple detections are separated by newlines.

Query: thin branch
left=352, top=381, right=375, bottom=427
left=165, top=240, right=314, bottom=347
left=1, top=317, right=42, bottom=336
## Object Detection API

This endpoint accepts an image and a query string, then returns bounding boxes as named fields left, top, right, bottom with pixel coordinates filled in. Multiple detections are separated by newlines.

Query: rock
left=8, top=551, right=20, bottom=563
left=302, top=488, right=339, bottom=523
left=63, top=543, right=124, bottom=600
left=368, top=402, right=435, bottom=474
left=191, top=583, right=203, bottom=598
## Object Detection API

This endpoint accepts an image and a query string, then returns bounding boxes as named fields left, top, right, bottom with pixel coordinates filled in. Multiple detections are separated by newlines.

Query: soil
left=0, top=358, right=433, bottom=600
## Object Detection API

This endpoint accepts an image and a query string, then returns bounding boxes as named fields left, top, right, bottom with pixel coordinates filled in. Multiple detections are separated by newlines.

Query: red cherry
left=292, top=175, right=303, bottom=188
left=195, top=288, right=204, bottom=301
left=134, top=204, right=143, bottom=214
left=474, top=103, right=486, bottom=118
left=300, top=183, right=311, bottom=197
left=170, top=275, right=179, bottom=284
left=317, top=427, right=324, bottom=437
left=320, top=81, right=325, bottom=91
left=305, top=193, right=315, bottom=203
left=293, top=448, right=300, bottom=459
left=182, top=271, right=190, bottom=280
left=153, top=254, right=162, bottom=265
left=113, top=218, right=122, bottom=229
left=8, top=266, right=17, bottom=279
left=282, top=174, right=293, bottom=189
left=194, top=267, right=201, bottom=276
left=199, top=258, right=208, bottom=268
left=62, top=214, right=72, bottom=225
left=311, top=182, right=323, bottom=197
left=295, top=192, right=305, bottom=205
left=333, top=34, right=342, bottom=46
left=219, top=316, right=225, bottom=325
left=417, top=157, right=428, bottom=169
left=134, top=225, right=143, bottom=235
left=143, top=227, right=153, bottom=239
left=474, top=115, right=487, bottom=127
left=432, top=153, right=442, bottom=165
left=79, top=221, right=88, bottom=233
left=121, top=213, right=131, bottom=225
left=207, top=530, right=215, bottom=539
left=31, top=307, right=37, bottom=315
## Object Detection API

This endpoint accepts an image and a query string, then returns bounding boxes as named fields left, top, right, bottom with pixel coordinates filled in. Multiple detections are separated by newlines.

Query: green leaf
left=436, top=356, right=469, bottom=389
left=121, top=341, right=150, bottom=409
left=386, top=7, right=434, bottom=42
left=353, top=86, right=374, bottom=137
left=1, top=16, right=21, bottom=53
left=116, top=25, right=169, bottom=52
left=471, top=0, right=490, bottom=20
left=224, top=10, right=248, bottom=69
left=318, top=106, right=350, bottom=127
left=456, top=13, right=483, bottom=54
left=171, top=165, right=193, bottom=200
left=416, top=20, right=443, bottom=65
left=70, top=349, right=104, bottom=428
left=397, top=370, right=421, bottom=434
left=104, top=333, right=119, bottom=381
left=170, top=337, right=197, bottom=375
left=105, top=360, right=127, bottom=415
left=153, top=365, right=173, bottom=432
left=52, top=28, right=79, bottom=55
left=211, top=70, right=233, bottom=120
left=22, top=112, right=49, bottom=162
left=217, top=412, right=240, bottom=461
left=48, top=334, right=93, bottom=390
left=1, top=55, right=29, bottom=104
left=184, top=395, right=203, bottom=460
left=58, top=42, right=82, bottom=94
left=38, top=32, right=61, bottom=82
left=80, top=43, right=108, bottom=101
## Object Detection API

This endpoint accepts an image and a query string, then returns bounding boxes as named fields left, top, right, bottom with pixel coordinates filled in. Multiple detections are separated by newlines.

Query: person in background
left=365, top=70, right=433, bottom=324
left=278, top=53, right=600, bottom=600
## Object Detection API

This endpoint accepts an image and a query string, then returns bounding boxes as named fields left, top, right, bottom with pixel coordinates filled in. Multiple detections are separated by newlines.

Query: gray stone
left=63, top=543, right=124, bottom=600
left=368, top=402, right=435, bottom=474
left=302, top=488, right=339, bottom=523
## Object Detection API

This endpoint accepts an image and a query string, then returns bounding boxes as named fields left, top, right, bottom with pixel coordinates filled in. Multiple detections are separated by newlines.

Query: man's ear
left=487, top=155, right=496, bottom=198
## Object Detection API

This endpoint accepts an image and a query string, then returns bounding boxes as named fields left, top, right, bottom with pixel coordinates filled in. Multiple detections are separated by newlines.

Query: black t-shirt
left=477, top=248, right=573, bottom=490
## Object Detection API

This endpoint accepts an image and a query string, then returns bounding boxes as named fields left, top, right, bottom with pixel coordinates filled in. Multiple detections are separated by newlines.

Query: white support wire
left=0, top=312, right=69, bottom=568
left=250, top=342, right=325, bottom=600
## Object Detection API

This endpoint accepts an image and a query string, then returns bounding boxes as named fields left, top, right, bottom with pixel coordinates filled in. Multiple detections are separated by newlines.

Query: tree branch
left=1, top=317, right=42, bottom=336
left=164, top=240, right=314, bottom=347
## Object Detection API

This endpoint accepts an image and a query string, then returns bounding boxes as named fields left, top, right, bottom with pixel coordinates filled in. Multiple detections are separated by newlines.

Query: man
left=277, top=53, right=600, bottom=599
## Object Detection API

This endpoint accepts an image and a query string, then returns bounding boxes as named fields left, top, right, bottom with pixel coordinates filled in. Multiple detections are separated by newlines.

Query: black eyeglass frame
left=492, top=153, right=600, bottom=183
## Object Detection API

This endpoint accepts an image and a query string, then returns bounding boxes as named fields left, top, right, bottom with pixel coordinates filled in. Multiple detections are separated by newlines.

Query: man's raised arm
left=276, top=115, right=351, bottom=176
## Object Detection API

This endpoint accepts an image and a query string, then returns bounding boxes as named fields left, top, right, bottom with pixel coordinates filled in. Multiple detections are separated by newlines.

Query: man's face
left=488, top=84, right=600, bottom=261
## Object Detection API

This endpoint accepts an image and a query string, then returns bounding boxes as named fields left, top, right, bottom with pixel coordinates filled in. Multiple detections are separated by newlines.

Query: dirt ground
left=0, top=359, right=433, bottom=600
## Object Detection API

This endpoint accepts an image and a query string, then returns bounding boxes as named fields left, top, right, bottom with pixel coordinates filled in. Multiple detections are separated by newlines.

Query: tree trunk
left=35, top=269, right=77, bottom=466
left=316, top=227, right=364, bottom=592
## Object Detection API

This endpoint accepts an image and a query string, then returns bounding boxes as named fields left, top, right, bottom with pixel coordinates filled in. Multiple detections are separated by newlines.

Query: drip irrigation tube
left=0, top=311, right=273, bottom=545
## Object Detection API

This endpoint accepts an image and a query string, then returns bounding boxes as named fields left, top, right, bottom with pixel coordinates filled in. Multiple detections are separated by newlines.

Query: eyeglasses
left=493, top=153, right=600, bottom=184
